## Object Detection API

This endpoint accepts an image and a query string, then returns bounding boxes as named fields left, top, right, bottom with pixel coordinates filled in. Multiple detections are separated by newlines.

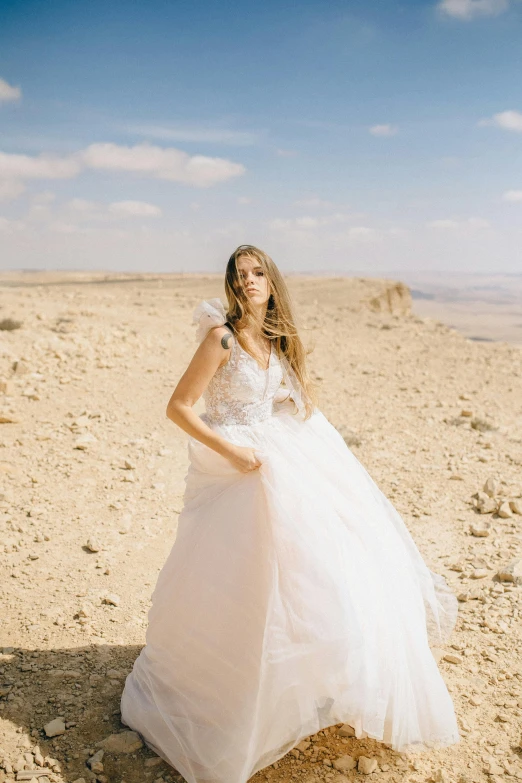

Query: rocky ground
left=0, top=271, right=521, bottom=783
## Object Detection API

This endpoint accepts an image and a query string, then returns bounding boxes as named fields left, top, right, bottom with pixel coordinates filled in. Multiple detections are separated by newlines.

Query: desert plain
left=0, top=271, right=521, bottom=783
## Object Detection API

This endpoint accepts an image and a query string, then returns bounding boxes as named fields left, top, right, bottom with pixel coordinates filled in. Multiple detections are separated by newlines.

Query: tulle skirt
left=120, top=406, right=460, bottom=783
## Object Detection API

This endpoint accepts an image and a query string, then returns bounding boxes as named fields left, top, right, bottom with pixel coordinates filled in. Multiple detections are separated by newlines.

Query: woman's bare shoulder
left=200, top=324, right=236, bottom=366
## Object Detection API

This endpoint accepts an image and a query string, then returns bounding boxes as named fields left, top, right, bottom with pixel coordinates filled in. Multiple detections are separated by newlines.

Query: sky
left=0, top=0, right=522, bottom=275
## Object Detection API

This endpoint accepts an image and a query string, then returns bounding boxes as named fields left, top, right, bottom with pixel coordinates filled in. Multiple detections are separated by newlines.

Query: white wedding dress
left=120, top=298, right=460, bottom=783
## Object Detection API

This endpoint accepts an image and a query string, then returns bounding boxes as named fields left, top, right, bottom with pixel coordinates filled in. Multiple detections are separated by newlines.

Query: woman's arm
left=166, top=326, right=234, bottom=457
left=166, top=326, right=261, bottom=472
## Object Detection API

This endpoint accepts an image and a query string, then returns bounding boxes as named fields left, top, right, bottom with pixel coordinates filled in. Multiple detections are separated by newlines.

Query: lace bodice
left=193, top=299, right=293, bottom=427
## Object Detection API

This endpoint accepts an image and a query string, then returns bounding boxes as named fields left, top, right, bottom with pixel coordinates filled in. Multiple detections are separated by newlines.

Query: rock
left=337, top=723, right=355, bottom=737
left=96, top=731, right=143, bottom=753
left=509, top=499, right=522, bottom=515
left=431, top=770, right=450, bottom=783
left=484, top=759, right=503, bottom=775
left=43, top=717, right=66, bottom=737
left=497, top=559, right=522, bottom=585
left=144, top=758, right=163, bottom=768
left=471, top=569, right=489, bottom=579
left=85, top=538, right=100, bottom=553
left=460, top=409, right=473, bottom=418
left=87, top=750, right=104, bottom=774
left=474, top=492, right=497, bottom=514
left=357, top=756, right=378, bottom=774
left=101, top=593, right=120, bottom=607
left=483, top=477, right=499, bottom=498
left=497, top=501, right=513, bottom=519
left=443, top=653, right=463, bottom=664
left=0, top=413, right=19, bottom=424
left=469, top=695, right=482, bottom=706
left=73, top=433, right=97, bottom=450
left=333, top=755, right=356, bottom=772
left=470, top=521, right=491, bottom=537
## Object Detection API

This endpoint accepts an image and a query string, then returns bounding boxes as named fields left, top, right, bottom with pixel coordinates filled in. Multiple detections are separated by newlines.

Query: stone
left=87, top=750, right=104, bottom=774
left=470, top=521, right=491, bottom=537
left=483, top=477, right=499, bottom=498
left=43, top=717, right=66, bottom=737
left=144, top=758, right=163, bottom=768
left=333, top=755, right=356, bottom=772
left=73, top=433, right=97, bottom=450
left=475, top=491, right=497, bottom=514
left=357, top=756, right=378, bottom=774
left=484, top=759, right=503, bottom=775
left=469, top=695, right=482, bottom=706
left=85, top=538, right=100, bottom=553
left=101, top=593, right=120, bottom=606
left=337, top=723, right=355, bottom=737
left=471, top=569, right=489, bottom=579
left=96, top=731, right=143, bottom=753
left=497, top=559, right=522, bottom=585
left=497, top=501, right=513, bottom=519
left=509, top=499, right=522, bottom=515
left=443, top=653, right=463, bottom=664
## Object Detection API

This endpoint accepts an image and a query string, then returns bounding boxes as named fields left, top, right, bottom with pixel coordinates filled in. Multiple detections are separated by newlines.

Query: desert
left=0, top=271, right=521, bottom=783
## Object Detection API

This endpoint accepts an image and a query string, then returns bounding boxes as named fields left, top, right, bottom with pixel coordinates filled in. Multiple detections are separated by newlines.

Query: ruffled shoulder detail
left=192, top=298, right=228, bottom=344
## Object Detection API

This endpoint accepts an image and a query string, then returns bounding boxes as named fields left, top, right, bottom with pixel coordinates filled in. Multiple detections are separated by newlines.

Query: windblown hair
left=223, top=244, right=317, bottom=419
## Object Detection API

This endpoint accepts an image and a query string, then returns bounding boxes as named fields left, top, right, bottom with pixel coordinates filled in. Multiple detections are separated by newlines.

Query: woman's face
left=236, top=255, right=271, bottom=308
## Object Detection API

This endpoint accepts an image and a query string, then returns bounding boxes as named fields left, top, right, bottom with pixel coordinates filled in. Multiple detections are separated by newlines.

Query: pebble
left=85, top=538, right=101, bottom=553
left=497, top=501, right=513, bottom=519
left=483, top=477, right=499, bottom=498
left=443, top=653, right=463, bottom=664
left=474, top=492, right=497, bottom=514
left=496, top=559, right=522, bottom=585
left=43, top=718, right=65, bottom=738
left=101, top=593, right=120, bottom=606
left=509, top=499, right=522, bottom=515
left=470, top=521, right=491, bottom=537
left=336, top=724, right=355, bottom=738
left=87, top=749, right=104, bottom=774
left=96, top=731, right=143, bottom=753
left=357, top=756, right=377, bottom=774
left=333, top=755, right=356, bottom=772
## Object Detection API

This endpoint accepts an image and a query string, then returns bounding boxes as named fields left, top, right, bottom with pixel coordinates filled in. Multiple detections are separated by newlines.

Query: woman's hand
left=225, top=445, right=262, bottom=473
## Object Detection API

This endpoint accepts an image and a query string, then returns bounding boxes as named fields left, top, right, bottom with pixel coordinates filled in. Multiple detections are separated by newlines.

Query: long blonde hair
left=223, top=244, right=317, bottom=419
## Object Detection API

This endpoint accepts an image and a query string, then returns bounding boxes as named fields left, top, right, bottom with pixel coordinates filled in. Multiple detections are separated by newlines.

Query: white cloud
left=80, top=143, right=245, bottom=187
left=0, top=143, right=245, bottom=190
left=270, top=212, right=355, bottom=231
left=126, top=124, right=260, bottom=146
left=0, top=151, right=80, bottom=180
left=0, top=216, right=25, bottom=232
left=68, top=198, right=98, bottom=212
left=0, top=77, right=21, bottom=103
left=237, top=196, right=252, bottom=205
left=276, top=148, right=298, bottom=157
left=427, top=217, right=491, bottom=229
left=108, top=200, right=162, bottom=218
left=479, top=109, right=522, bottom=132
left=0, top=180, right=25, bottom=203
left=502, top=189, right=522, bottom=202
left=369, top=124, right=398, bottom=137
left=32, top=191, right=56, bottom=205
left=438, top=0, right=509, bottom=19
left=293, top=198, right=334, bottom=209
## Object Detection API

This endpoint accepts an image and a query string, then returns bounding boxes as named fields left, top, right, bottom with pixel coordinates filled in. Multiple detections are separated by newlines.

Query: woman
left=120, top=245, right=460, bottom=783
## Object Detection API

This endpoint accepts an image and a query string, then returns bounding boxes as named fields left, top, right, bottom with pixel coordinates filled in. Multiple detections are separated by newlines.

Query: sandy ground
left=0, top=272, right=521, bottom=783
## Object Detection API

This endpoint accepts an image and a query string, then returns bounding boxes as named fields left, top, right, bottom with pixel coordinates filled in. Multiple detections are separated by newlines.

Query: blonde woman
left=121, top=245, right=459, bottom=783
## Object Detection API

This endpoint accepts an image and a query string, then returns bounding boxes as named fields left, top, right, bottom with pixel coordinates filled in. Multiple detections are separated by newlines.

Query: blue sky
left=1, top=0, right=521, bottom=274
